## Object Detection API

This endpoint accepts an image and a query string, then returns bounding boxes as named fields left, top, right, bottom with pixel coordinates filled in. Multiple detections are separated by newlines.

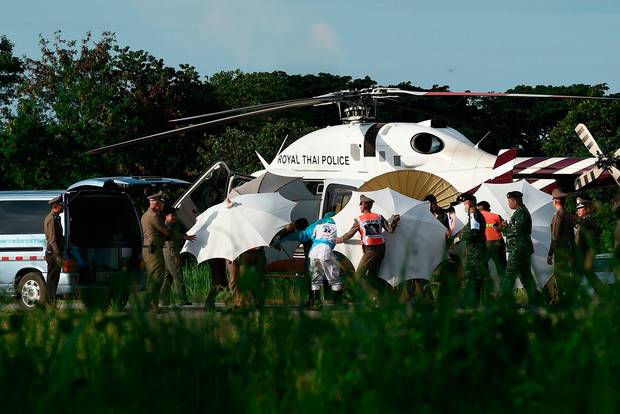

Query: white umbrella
left=453, top=181, right=554, bottom=289
left=181, top=193, right=296, bottom=262
left=333, top=188, right=447, bottom=286
left=229, top=172, right=319, bottom=263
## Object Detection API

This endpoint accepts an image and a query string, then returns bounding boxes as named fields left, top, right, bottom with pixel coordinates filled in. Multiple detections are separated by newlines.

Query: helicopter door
left=173, top=162, right=232, bottom=228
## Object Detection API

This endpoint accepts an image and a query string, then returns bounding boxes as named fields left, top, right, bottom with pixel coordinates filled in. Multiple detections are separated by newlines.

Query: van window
left=68, top=194, right=141, bottom=247
left=0, top=201, right=50, bottom=235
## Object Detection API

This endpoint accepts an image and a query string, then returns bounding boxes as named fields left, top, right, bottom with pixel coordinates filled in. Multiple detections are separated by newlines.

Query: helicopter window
left=410, top=133, right=444, bottom=154
left=350, top=144, right=361, bottom=161
left=323, top=184, right=355, bottom=214
left=304, top=180, right=324, bottom=196
left=393, top=155, right=401, bottom=166
left=379, top=151, right=385, bottom=161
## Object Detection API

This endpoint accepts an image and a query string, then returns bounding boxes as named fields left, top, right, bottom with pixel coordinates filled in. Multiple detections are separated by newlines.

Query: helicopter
left=86, top=87, right=620, bottom=228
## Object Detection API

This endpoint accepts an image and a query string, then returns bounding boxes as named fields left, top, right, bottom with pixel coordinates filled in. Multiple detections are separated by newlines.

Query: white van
left=0, top=176, right=188, bottom=308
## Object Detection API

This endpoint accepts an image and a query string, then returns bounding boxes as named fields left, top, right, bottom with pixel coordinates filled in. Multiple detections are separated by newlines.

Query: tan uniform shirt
left=548, top=207, right=574, bottom=257
left=44, top=211, right=64, bottom=257
left=141, top=208, right=172, bottom=248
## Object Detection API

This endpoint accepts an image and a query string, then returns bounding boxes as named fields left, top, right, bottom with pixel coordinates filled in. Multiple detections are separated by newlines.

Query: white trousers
left=310, top=256, right=343, bottom=291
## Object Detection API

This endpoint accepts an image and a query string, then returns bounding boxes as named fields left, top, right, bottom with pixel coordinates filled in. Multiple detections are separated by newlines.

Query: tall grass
left=1, top=259, right=619, bottom=412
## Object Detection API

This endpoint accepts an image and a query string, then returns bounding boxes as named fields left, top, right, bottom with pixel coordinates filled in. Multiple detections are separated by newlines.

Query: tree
left=1, top=32, right=215, bottom=189
left=0, top=35, right=23, bottom=114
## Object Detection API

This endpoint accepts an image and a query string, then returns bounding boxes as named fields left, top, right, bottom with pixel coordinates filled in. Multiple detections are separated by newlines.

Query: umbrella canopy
left=181, top=193, right=296, bottom=262
left=453, top=180, right=554, bottom=289
left=333, top=188, right=447, bottom=286
left=229, top=172, right=319, bottom=262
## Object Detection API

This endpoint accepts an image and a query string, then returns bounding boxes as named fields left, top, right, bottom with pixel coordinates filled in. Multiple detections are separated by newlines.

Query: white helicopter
left=86, top=87, right=620, bottom=229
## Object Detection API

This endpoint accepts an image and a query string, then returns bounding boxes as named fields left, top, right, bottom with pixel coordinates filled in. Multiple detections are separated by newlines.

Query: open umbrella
left=181, top=192, right=296, bottom=262
left=230, top=172, right=319, bottom=261
left=333, top=188, right=447, bottom=286
left=453, top=180, right=554, bottom=289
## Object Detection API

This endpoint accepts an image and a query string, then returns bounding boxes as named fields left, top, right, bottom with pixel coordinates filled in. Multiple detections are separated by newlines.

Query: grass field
left=2, top=260, right=620, bottom=413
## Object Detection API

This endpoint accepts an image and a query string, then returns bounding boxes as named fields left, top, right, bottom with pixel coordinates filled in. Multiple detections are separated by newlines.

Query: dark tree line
left=1, top=32, right=619, bottom=192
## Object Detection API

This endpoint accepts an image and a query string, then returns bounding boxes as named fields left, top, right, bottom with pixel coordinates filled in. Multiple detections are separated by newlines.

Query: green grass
left=1, top=258, right=620, bottom=413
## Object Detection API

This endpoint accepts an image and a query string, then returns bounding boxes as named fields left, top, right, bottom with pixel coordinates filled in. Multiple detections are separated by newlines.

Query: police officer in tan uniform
left=547, top=188, right=575, bottom=305
left=44, top=195, right=64, bottom=304
left=336, top=195, right=399, bottom=301
left=141, top=192, right=196, bottom=310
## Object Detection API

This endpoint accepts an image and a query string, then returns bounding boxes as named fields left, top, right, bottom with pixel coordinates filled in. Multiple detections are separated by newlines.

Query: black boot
left=307, top=289, right=321, bottom=309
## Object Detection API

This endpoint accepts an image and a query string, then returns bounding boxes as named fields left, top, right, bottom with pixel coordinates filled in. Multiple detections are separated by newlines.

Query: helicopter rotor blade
left=574, top=123, right=602, bottom=157
left=574, top=166, right=605, bottom=191
left=169, top=97, right=327, bottom=124
left=372, top=87, right=620, bottom=100
left=85, top=98, right=328, bottom=155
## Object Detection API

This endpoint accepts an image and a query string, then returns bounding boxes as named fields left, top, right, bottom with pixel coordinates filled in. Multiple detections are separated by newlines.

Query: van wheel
left=17, top=272, right=47, bottom=309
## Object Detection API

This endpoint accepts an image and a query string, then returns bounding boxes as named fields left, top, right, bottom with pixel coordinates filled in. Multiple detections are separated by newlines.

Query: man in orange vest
left=337, top=195, right=399, bottom=300
left=476, top=201, right=507, bottom=281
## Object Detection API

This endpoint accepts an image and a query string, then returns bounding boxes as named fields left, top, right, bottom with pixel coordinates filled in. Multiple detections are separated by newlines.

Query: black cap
left=576, top=196, right=592, bottom=209
left=147, top=191, right=164, bottom=201
left=162, top=207, right=176, bottom=216
left=457, top=193, right=476, bottom=203
left=48, top=195, right=63, bottom=206
left=507, top=191, right=523, bottom=199
left=477, top=201, right=490, bottom=210
left=423, top=194, right=437, bottom=204
left=359, top=195, right=374, bottom=205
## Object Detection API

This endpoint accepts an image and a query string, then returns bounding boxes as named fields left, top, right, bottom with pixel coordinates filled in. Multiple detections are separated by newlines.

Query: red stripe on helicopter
left=527, top=158, right=583, bottom=175
left=0, top=256, right=45, bottom=261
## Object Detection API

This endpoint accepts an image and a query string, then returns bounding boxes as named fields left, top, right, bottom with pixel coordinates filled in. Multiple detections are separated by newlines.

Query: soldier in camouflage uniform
left=161, top=208, right=193, bottom=306
left=457, top=193, right=491, bottom=306
left=501, top=191, right=539, bottom=305
left=574, top=196, right=606, bottom=296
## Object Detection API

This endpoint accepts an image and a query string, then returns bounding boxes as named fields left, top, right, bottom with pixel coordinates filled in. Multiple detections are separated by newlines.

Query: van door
left=64, top=190, right=142, bottom=284
left=173, top=162, right=233, bottom=229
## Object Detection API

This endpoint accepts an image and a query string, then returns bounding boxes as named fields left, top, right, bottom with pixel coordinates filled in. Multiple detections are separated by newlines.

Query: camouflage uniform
left=575, top=213, right=605, bottom=295
left=503, top=205, right=538, bottom=303
left=161, top=220, right=190, bottom=305
left=461, top=209, right=490, bottom=306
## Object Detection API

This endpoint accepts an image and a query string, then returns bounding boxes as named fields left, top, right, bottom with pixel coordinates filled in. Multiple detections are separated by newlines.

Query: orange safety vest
left=480, top=210, right=503, bottom=241
left=356, top=212, right=385, bottom=246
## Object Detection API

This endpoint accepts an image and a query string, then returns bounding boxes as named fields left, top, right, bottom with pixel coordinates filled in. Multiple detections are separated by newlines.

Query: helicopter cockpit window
left=410, top=133, right=444, bottom=154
